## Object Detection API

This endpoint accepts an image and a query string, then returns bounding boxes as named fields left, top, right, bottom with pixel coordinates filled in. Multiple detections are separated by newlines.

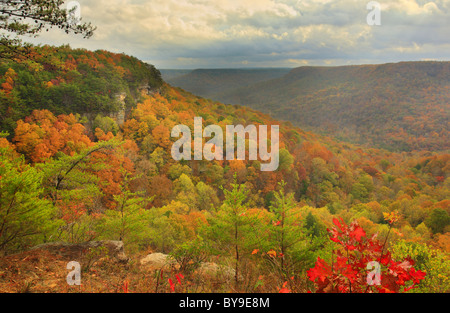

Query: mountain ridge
left=165, top=61, right=450, bottom=152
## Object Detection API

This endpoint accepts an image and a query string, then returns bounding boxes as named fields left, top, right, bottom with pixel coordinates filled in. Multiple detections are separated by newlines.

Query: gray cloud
left=23, top=0, right=450, bottom=68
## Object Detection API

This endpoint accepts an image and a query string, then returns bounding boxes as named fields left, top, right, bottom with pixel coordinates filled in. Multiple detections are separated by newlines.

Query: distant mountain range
left=161, top=68, right=291, bottom=100
left=163, top=62, right=450, bottom=152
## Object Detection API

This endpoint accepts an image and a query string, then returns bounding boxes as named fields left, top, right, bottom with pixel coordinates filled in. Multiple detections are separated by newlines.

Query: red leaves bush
left=307, top=217, right=426, bottom=293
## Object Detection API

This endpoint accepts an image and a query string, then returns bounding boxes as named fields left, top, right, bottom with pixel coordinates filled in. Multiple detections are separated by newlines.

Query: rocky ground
left=0, top=241, right=238, bottom=293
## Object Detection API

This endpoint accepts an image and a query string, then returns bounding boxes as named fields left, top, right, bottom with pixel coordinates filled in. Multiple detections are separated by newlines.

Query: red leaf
left=350, top=226, right=366, bottom=242
left=122, top=281, right=129, bottom=293
left=168, top=278, right=175, bottom=292
left=307, top=257, right=332, bottom=283
left=176, top=274, right=184, bottom=285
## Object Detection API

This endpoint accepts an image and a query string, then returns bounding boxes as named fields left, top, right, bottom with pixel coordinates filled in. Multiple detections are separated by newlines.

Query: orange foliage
left=152, top=124, right=171, bottom=149
left=89, top=148, right=135, bottom=210
left=13, top=110, right=93, bottom=162
left=1, top=68, right=17, bottom=95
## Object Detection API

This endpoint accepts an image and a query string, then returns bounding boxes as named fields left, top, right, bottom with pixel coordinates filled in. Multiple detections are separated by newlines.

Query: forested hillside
left=169, top=62, right=450, bottom=152
left=162, top=68, right=291, bottom=100
left=0, top=45, right=163, bottom=137
left=0, top=46, right=449, bottom=293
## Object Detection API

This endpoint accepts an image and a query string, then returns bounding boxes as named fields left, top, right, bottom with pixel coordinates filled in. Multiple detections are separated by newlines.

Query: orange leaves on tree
left=383, top=210, right=400, bottom=225
left=0, top=137, right=18, bottom=159
left=1, top=68, right=17, bottom=95
left=152, top=124, right=171, bottom=150
left=1, top=81, right=13, bottom=94
left=60, top=203, right=87, bottom=224
left=89, top=149, right=135, bottom=210
left=13, top=110, right=93, bottom=163
left=95, top=128, right=114, bottom=141
left=302, top=141, right=334, bottom=163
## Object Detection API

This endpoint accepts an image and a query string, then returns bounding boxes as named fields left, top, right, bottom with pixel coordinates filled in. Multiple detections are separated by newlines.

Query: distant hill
left=168, top=62, right=450, bottom=152
left=162, top=68, right=291, bottom=100
left=159, top=69, right=192, bottom=81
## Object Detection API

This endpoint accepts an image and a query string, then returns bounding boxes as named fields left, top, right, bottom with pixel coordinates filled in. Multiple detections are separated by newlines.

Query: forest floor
left=0, top=248, right=256, bottom=293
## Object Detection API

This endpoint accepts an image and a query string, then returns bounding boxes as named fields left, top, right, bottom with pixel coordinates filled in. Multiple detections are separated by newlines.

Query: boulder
left=139, top=253, right=235, bottom=281
left=198, top=262, right=236, bottom=281
left=140, top=252, right=177, bottom=270
left=30, top=240, right=128, bottom=263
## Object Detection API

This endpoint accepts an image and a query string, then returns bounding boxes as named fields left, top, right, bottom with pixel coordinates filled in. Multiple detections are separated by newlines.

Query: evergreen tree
left=99, top=170, right=151, bottom=250
left=267, top=181, right=304, bottom=278
left=205, top=173, right=255, bottom=287
left=0, top=0, right=95, bottom=59
left=0, top=147, right=58, bottom=253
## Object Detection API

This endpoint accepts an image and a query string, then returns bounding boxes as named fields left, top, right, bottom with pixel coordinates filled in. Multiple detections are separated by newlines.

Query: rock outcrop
left=140, top=252, right=177, bottom=270
left=139, top=252, right=235, bottom=280
left=197, top=262, right=236, bottom=280
left=30, top=240, right=128, bottom=263
left=113, top=92, right=126, bottom=126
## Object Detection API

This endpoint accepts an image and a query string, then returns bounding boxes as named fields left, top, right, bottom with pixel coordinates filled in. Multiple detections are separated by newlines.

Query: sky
left=23, top=0, right=450, bottom=69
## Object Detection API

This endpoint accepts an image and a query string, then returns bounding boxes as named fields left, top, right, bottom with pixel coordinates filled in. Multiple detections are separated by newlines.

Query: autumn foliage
left=13, top=110, right=92, bottom=162
left=307, top=217, right=426, bottom=293
left=0, top=45, right=448, bottom=293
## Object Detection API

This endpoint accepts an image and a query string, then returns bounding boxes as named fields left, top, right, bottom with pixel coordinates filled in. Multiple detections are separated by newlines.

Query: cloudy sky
left=25, top=0, right=450, bottom=69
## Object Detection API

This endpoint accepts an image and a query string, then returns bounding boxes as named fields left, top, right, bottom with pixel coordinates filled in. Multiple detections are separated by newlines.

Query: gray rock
left=140, top=252, right=177, bottom=270
left=198, top=262, right=236, bottom=280
left=30, top=240, right=128, bottom=263
left=139, top=252, right=236, bottom=281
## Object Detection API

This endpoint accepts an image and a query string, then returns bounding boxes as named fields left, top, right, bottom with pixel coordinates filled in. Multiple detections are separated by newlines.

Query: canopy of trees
left=0, top=45, right=448, bottom=293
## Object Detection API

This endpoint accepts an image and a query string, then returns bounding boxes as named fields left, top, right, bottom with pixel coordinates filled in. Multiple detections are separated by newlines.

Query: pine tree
left=99, top=170, right=152, bottom=250
left=205, top=173, right=255, bottom=287
left=0, top=147, right=57, bottom=253
left=267, top=181, right=300, bottom=274
left=0, top=0, right=95, bottom=60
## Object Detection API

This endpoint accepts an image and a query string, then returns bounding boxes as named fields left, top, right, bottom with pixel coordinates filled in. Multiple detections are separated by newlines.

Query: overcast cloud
left=24, top=0, right=450, bottom=69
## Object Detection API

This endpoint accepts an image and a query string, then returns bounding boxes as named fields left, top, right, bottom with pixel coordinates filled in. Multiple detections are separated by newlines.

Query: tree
left=38, top=139, right=119, bottom=205
left=0, top=147, right=58, bottom=253
left=0, top=0, right=96, bottom=59
left=263, top=181, right=317, bottom=287
left=93, top=114, right=119, bottom=136
left=278, top=148, right=294, bottom=171
left=196, top=181, right=219, bottom=211
left=13, top=110, right=93, bottom=163
left=304, top=211, right=326, bottom=239
left=307, top=217, right=427, bottom=293
left=392, top=240, right=450, bottom=293
left=37, top=140, right=120, bottom=243
left=173, top=174, right=198, bottom=210
left=99, top=171, right=151, bottom=250
left=205, top=174, right=253, bottom=287
left=267, top=181, right=298, bottom=273
left=425, top=208, right=450, bottom=234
